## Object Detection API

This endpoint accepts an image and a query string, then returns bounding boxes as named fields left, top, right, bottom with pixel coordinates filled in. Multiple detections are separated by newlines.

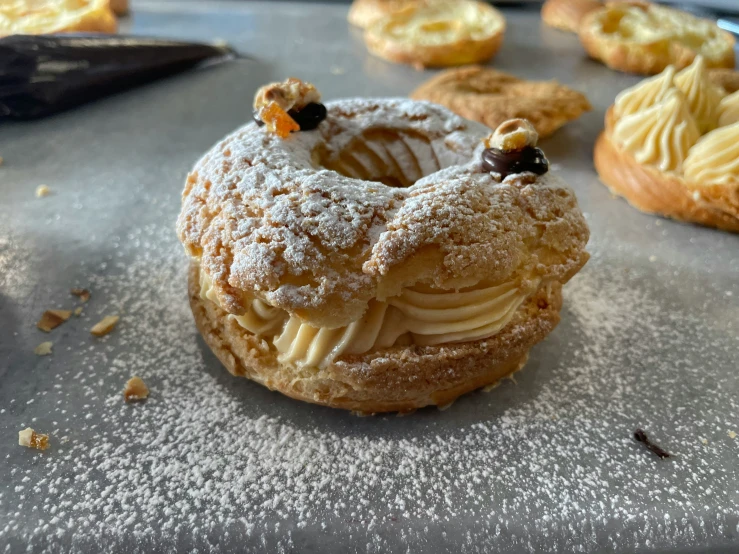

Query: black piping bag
left=0, top=34, right=237, bottom=120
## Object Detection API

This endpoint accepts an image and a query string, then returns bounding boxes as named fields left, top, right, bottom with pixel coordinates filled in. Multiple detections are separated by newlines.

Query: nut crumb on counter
left=124, top=376, right=149, bottom=402
left=91, top=315, right=120, bottom=336
left=18, top=428, right=49, bottom=451
left=37, top=310, right=72, bottom=332
left=34, top=342, right=53, bottom=356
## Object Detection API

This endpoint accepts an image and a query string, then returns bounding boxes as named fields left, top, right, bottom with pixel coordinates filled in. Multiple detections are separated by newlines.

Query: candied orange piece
left=261, top=101, right=299, bottom=139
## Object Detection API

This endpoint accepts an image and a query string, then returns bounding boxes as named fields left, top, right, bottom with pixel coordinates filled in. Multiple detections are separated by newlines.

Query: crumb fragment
left=700, top=437, right=708, bottom=445
left=18, top=428, right=49, bottom=450
left=70, top=288, right=90, bottom=303
left=728, top=430, right=737, bottom=439
left=91, top=315, right=119, bottom=337
left=37, top=310, right=72, bottom=332
left=34, top=342, right=53, bottom=356
left=74, top=307, right=83, bottom=316
left=35, top=185, right=51, bottom=198
left=124, top=376, right=149, bottom=402
left=0, top=156, right=4, bottom=166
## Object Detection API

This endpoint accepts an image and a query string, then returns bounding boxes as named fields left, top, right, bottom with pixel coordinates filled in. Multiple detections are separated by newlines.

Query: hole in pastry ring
left=177, top=98, right=590, bottom=412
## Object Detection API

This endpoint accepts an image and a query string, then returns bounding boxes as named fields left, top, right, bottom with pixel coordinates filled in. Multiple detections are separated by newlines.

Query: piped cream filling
left=612, top=89, right=700, bottom=173
left=199, top=268, right=538, bottom=369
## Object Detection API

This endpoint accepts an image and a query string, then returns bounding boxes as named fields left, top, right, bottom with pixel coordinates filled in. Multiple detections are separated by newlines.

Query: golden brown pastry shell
left=348, top=0, right=418, bottom=29
left=189, top=263, right=568, bottom=414
left=578, top=6, right=735, bottom=75
left=541, top=0, right=602, bottom=33
left=410, top=65, right=591, bottom=139
left=708, top=68, right=739, bottom=94
left=594, top=125, right=739, bottom=232
left=363, top=12, right=505, bottom=68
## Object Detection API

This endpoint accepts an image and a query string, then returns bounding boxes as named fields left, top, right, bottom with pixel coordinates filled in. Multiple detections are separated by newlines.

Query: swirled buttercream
left=684, top=122, right=739, bottom=186
left=717, top=90, right=739, bottom=127
left=674, top=56, right=723, bottom=133
left=613, top=66, right=675, bottom=120
left=199, top=267, right=538, bottom=369
left=612, top=89, right=700, bottom=172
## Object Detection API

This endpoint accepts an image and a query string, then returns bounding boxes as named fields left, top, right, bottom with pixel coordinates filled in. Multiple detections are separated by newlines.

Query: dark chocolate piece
left=289, top=102, right=327, bottom=131
left=0, top=34, right=236, bottom=120
left=634, top=429, right=672, bottom=459
left=481, top=146, right=549, bottom=179
left=253, top=102, right=326, bottom=131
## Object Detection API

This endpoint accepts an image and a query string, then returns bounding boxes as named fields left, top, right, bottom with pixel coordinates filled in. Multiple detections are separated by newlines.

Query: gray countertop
left=1, top=2, right=738, bottom=553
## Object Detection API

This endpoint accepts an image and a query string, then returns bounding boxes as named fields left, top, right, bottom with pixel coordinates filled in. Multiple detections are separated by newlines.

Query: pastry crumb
left=728, top=431, right=737, bottom=439
left=74, top=307, right=83, bottom=316
left=700, top=437, right=708, bottom=445
left=37, top=309, right=72, bottom=332
left=91, top=315, right=119, bottom=337
left=34, top=342, right=53, bottom=356
left=35, top=184, right=51, bottom=198
left=649, top=255, right=657, bottom=262
left=70, top=288, right=91, bottom=303
left=18, top=428, right=49, bottom=450
left=0, top=156, right=4, bottom=166
left=124, top=376, right=149, bottom=402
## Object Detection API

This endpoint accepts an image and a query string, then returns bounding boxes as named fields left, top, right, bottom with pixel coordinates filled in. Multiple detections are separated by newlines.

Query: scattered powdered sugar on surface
left=2, top=220, right=738, bottom=553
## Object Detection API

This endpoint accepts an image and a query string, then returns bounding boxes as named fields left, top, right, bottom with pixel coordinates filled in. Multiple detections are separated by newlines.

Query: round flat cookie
left=410, top=65, right=591, bottom=139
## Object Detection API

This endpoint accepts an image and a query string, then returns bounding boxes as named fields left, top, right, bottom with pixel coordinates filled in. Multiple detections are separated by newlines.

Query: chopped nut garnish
left=37, top=309, right=72, bottom=332
left=254, top=77, right=320, bottom=115
left=253, top=77, right=320, bottom=138
left=18, top=428, right=49, bottom=450
left=485, top=118, right=539, bottom=152
left=70, top=288, right=90, bottom=302
left=124, top=376, right=149, bottom=402
left=91, top=315, right=119, bottom=336
left=35, top=184, right=51, bottom=198
left=74, top=307, right=83, bottom=316
left=34, top=342, right=53, bottom=356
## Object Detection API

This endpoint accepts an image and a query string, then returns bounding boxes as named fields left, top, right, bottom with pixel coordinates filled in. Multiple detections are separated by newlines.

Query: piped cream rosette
left=595, top=55, right=739, bottom=230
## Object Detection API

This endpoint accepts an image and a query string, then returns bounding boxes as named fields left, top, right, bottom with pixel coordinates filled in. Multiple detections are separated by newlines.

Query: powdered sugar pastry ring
left=177, top=78, right=590, bottom=414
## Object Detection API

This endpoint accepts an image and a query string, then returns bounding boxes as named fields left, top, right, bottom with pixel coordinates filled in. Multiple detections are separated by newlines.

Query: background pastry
left=579, top=2, right=735, bottom=75
left=541, top=0, right=602, bottom=33
left=177, top=79, right=590, bottom=413
left=348, top=0, right=423, bottom=29
left=594, top=56, right=739, bottom=231
left=411, top=66, right=591, bottom=138
left=0, top=0, right=117, bottom=36
left=709, top=68, right=739, bottom=95
left=363, top=0, right=505, bottom=68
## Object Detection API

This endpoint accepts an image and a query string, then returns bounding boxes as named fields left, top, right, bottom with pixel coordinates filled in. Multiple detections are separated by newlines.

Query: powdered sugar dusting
left=2, top=222, right=737, bottom=553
